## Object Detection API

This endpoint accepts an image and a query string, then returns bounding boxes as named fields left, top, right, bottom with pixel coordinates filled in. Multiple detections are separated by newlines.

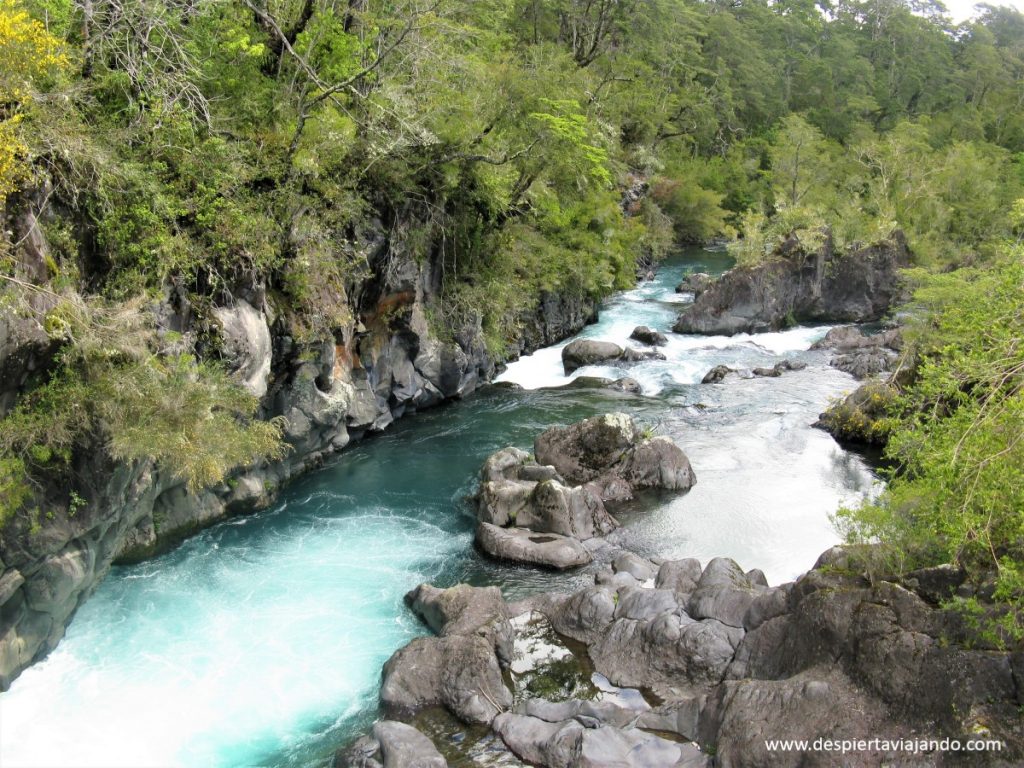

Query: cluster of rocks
left=561, top=339, right=665, bottom=374
left=337, top=413, right=1022, bottom=767
left=342, top=544, right=1024, bottom=768
left=811, top=325, right=903, bottom=379
left=474, top=413, right=696, bottom=569
left=701, top=359, right=807, bottom=385
left=673, top=234, right=911, bottom=336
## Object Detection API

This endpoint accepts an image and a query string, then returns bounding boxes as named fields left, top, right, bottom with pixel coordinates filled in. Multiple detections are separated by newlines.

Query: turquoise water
left=0, top=249, right=878, bottom=767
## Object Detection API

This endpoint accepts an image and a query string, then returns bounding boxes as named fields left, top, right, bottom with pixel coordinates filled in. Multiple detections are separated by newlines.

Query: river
left=0, top=248, right=878, bottom=768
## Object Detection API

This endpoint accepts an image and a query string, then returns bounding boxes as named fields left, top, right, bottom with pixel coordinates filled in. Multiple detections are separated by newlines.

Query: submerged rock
left=752, top=359, right=807, bottom=378
left=552, top=376, right=643, bottom=394
left=701, top=365, right=734, bottom=384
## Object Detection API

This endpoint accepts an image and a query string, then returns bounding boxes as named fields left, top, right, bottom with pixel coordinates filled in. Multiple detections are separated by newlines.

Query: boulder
left=629, top=326, right=668, bottom=346
left=475, top=448, right=616, bottom=543
left=536, top=413, right=638, bottom=484
left=372, top=721, right=447, bottom=768
left=561, top=340, right=625, bottom=373
left=380, top=634, right=512, bottom=724
left=655, top=559, right=703, bottom=597
left=492, top=713, right=583, bottom=768
left=541, top=586, right=618, bottom=644
left=674, top=235, right=911, bottom=336
left=534, top=413, right=695, bottom=500
left=516, top=480, right=617, bottom=540
left=561, top=339, right=664, bottom=374
left=701, top=365, right=733, bottom=384
left=620, top=346, right=666, bottom=365
left=475, top=523, right=591, bottom=570
left=405, top=583, right=513, bottom=663
left=676, top=272, right=714, bottom=298
left=590, top=612, right=742, bottom=690
left=612, top=552, right=657, bottom=582
left=616, top=435, right=696, bottom=493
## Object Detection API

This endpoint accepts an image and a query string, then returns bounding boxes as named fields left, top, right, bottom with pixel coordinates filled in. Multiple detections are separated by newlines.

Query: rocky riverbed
left=338, top=414, right=1023, bottom=768
left=0, top=248, right=903, bottom=766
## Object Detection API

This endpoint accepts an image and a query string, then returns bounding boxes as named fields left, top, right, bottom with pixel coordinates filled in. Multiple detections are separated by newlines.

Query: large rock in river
left=534, top=413, right=695, bottom=501
left=380, top=633, right=512, bottom=724
left=673, top=234, right=911, bottom=336
left=561, top=339, right=665, bottom=373
left=476, top=523, right=592, bottom=570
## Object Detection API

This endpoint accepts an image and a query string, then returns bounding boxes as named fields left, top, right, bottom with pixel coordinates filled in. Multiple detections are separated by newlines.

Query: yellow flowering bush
left=0, top=0, right=67, bottom=203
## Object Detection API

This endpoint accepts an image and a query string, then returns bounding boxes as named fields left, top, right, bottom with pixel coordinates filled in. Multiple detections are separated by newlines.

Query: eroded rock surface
left=474, top=415, right=695, bottom=569
left=674, top=235, right=910, bottom=336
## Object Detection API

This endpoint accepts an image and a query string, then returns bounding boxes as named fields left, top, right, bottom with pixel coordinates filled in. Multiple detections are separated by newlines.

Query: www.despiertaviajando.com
left=765, top=737, right=1005, bottom=755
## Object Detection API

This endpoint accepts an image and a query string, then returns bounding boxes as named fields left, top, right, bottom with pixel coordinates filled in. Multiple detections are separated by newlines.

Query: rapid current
left=0, top=248, right=878, bottom=767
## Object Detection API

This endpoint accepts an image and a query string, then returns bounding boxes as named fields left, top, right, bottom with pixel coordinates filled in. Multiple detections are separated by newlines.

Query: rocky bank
left=0, top=220, right=599, bottom=692
left=339, top=415, right=1023, bottom=768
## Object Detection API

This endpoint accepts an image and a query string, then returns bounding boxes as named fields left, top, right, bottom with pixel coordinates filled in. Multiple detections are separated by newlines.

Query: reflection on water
left=0, top=248, right=879, bottom=768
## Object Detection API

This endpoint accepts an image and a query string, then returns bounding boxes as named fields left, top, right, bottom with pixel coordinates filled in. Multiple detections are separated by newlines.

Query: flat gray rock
left=476, top=523, right=591, bottom=569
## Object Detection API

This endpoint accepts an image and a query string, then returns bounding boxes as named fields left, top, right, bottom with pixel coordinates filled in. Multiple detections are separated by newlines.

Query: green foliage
left=0, top=295, right=285, bottom=525
left=820, top=382, right=898, bottom=445
left=836, top=253, right=1024, bottom=640
left=650, top=176, right=731, bottom=244
left=5, top=0, right=1024, bottom=537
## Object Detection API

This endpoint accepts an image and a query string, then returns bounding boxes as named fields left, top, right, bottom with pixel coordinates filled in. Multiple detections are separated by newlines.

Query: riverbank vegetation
left=1, top=0, right=1024, bottom=627
left=837, top=251, right=1024, bottom=642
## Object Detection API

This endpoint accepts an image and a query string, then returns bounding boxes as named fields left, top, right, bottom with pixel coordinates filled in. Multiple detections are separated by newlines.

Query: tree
left=770, top=114, right=832, bottom=209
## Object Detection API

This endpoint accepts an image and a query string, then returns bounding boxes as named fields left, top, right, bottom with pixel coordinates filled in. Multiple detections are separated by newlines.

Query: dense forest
left=2, top=0, right=1024, bottom=639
